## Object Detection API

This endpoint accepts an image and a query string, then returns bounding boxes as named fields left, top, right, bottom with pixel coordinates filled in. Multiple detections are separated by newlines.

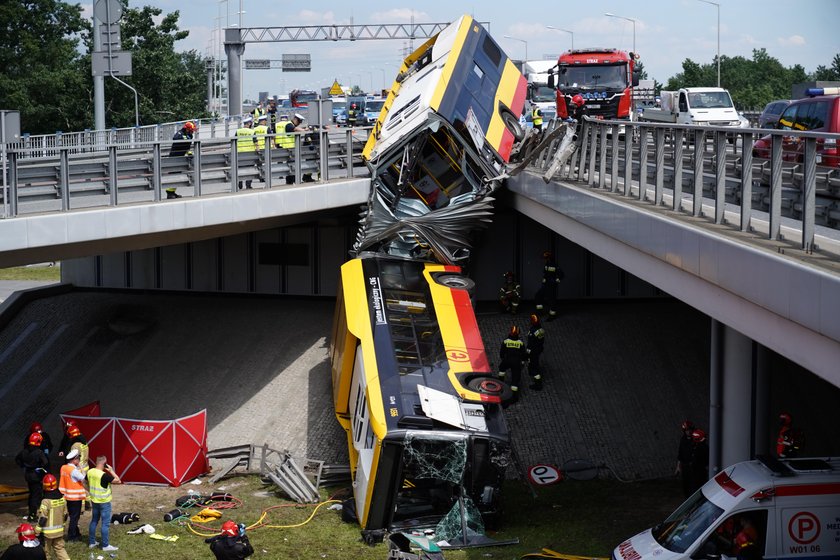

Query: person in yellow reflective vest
left=532, top=105, right=544, bottom=132
left=251, top=102, right=266, bottom=121
left=236, top=116, right=257, bottom=190
left=253, top=114, right=269, bottom=151
left=87, top=455, right=122, bottom=553
left=58, top=449, right=86, bottom=542
left=36, top=474, right=69, bottom=560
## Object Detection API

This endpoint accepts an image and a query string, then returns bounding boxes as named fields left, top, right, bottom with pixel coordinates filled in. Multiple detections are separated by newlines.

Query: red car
left=752, top=92, right=840, bottom=168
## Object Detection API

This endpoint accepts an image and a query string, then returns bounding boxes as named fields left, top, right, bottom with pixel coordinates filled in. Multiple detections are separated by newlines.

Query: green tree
left=0, top=1, right=90, bottom=134
left=103, top=2, right=210, bottom=127
left=812, top=53, right=840, bottom=81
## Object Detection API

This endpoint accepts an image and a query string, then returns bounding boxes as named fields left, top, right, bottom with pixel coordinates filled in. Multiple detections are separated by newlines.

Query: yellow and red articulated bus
left=329, top=254, right=513, bottom=538
left=354, top=15, right=527, bottom=263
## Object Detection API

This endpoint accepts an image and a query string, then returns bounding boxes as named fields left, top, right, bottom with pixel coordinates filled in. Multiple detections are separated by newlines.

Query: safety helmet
left=15, top=523, right=36, bottom=543
left=691, top=429, right=706, bottom=443
left=735, top=531, right=754, bottom=549
left=542, top=250, right=552, bottom=260
left=681, top=419, right=695, bottom=432
left=779, top=412, right=792, bottom=426
left=530, top=314, right=541, bottom=327
left=28, top=432, right=43, bottom=447
left=42, top=473, right=58, bottom=491
left=67, top=425, right=81, bottom=438
left=509, top=325, right=520, bottom=339
left=504, top=270, right=514, bottom=280
left=29, top=422, right=43, bottom=433
left=351, top=103, right=357, bottom=109
left=571, top=94, right=585, bottom=107
left=183, top=121, right=197, bottom=133
left=220, top=520, right=238, bottom=537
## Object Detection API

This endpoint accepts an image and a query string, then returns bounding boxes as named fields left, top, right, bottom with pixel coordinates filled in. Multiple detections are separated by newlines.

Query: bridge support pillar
left=224, top=28, right=245, bottom=118
left=709, top=320, right=770, bottom=476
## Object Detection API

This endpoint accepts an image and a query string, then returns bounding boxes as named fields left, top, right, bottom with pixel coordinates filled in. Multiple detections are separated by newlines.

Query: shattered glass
left=402, top=433, right=466, bottom=484
left=434, top=495, right=485, bottom=544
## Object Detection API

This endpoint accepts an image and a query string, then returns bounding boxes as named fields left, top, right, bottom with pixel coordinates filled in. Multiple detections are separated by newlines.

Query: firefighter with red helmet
left=526, top=314, right=546, bottom=390
left=347, top=103, right=359, bottom=127
left=498, top=325, right=527, bottom=402
left=535, top=250, right=564, bottom=320
left=568, top=94, right=586, bottom=121
left=205, top=520, right=254, bottom=560
left=15, top=433, right=49, bottom=521
left=499, top=271, right=521, bottom=314
left=36, top=474, right=69, bottom=560
left=2, top=523, right=46, bottom=560
left=166, top=120, right=197, bottom=199
left=22, top=422, right=53, bottom=468
left=776, top=412, right=800, bottom=458
left=689, top=428, right=709, bottom=495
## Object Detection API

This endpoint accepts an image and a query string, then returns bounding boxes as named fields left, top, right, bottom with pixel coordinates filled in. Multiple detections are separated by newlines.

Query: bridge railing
left=528, top=117, right=840, bottom=254
left=1, top=127, right=371, bottom=218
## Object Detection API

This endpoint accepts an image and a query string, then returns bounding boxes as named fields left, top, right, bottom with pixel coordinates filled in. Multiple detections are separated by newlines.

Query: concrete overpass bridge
left=1, top=118, right=839, bottom=475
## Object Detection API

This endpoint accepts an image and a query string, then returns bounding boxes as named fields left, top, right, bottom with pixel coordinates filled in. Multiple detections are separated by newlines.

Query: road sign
left=528, top=464, right=562, bottom=486
left=244, top=59, right=271, bottom=70
left=92, top=51, right=132, bottom=76
left=93, top=0, right=123, bottom=24
left=328, top=80, right=344, bottom=96
left=282, top=54, right=311, bottom=72
left=99, top=23, right=121, bottom=50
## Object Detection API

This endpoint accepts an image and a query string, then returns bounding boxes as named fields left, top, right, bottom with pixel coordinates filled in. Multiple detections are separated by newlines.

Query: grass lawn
left=0, top=265, right=61, bottom=282
left=0, top=475, right=683, bottom=559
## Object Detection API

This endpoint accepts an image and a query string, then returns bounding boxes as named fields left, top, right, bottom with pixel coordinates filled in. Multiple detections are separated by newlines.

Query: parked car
left=758, top=99, right=793, bottom=129
left=752, top=94, right=840, bottom=168
left=361, top=99, right=385, bottom=126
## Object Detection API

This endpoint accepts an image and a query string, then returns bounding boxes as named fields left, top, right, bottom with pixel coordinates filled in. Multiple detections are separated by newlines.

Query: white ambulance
left=614, top=457, right=840, bottom=560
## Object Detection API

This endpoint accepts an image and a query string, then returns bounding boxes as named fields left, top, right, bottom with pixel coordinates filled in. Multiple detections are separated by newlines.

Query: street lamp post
left=546, top=26, right=574, bottom=50
left=503, top=35, right=528, bottom=62
left=604, top=13, right=636, bottom=54
left=698, top=0, right=721, bottom=87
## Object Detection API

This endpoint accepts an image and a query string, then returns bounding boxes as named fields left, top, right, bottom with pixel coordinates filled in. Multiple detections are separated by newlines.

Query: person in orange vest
left=66, top=424, right=91, bottom=511
left=58, top=449, right=86, bottom=542
left=35, top=474, right=69, bottom=560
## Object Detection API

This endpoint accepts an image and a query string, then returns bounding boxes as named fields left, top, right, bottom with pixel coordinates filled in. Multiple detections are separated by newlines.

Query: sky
left=86, top=0, right=839, bottom=101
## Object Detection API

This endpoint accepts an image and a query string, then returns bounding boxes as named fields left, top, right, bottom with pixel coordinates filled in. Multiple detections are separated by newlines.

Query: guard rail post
left=587, top=122, right=597, bottom=187
left=109, top=146, right=118, bottom=207
left=59, top=148, right=70, bottom=212
left=673, top=128, right=685, bottom=211
left=597, top=124, right=607, bottom=189
left=623, top=123, right=633, bottom=195
left=692, top=129, right=705, bottom=217
left=740, top=133, right=754, bottom=232
left=714, top=131, right=727, bottom=224
left=769, top=134, right=783, bottom=240
left=230, top=138, right=239, bottom=192
left=575, top=121, right=589, bottom=182
left=346, top=129, right=354, bottom=178
left=609, top=124, right=619, bottom=193
left=294, top=133, right=302, bottom=184
left=193, top=141, right=203, bottom=197
left=9, top=152, right=18, bottom=217
left=802, top=137, right=817, bottom=250
left=263, top=140, right=272, bottom=190
left=152, top=143, right=162, bottom=202
left=320, top=129, right=329, bottom=182
left=654, top=127, right=666, bottom=206
left=638, top=128, right=649, bottom=201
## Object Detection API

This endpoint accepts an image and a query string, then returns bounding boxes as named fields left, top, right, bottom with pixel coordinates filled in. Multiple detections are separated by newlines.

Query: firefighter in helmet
left=3, top=523, right=45, bottom=559
left=205, top=520, right=254, bottom=560
left=347, top=103, right=359, bottom=127
left=166, top=120, right=197, bottom=199
left=15, top=432, right=48, bottom=521
left=776, top=412, right=800, bottom=458
left=36, top=474, right=69, bottom=560
left=498, top=325, right=527, bottom=402
left=499, top=271, right=521, bottom=314
left=526, top=314, right=546, bottom=390
left=689, top=428, right=709, bottom=495
left=535, top=250, right=564, bottom=320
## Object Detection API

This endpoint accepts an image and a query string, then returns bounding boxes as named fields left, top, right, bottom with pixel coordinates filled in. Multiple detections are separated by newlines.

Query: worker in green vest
left=236, top=116, right=257, bottom=189
left=253, top=114, right=269, bottom=152
left=532, top=105, right=544, bottom=132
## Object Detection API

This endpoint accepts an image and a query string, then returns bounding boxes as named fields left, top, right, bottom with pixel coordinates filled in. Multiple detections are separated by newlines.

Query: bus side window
left=482, top=36, right=501, bottom=67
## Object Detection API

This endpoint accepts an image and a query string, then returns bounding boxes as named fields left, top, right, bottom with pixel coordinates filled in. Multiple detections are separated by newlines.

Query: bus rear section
left=329, top=255, right=512, bottom=540
left=354, top=15, right=527, bottom=263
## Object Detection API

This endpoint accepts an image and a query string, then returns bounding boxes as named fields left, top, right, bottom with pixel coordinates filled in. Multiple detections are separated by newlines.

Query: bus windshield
left=558, top=64, right=627, bottom=89
left=651, top=491, right=724, bottom=553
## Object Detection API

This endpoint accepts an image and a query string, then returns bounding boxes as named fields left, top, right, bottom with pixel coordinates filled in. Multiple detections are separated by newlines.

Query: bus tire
left=501, top=109, right=524, bottom=141
left=467, top=376, right=513, bottom=402
left=436, top=274, right=476, bottom=293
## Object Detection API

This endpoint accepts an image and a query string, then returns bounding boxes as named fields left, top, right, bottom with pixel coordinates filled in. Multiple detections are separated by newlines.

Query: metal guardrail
left=528, top=117, right=840, bottom=254
left=0, top=128, right=371, bottom=218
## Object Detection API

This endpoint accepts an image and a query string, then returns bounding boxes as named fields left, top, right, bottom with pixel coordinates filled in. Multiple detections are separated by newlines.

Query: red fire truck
left=550, top=48, right=638, bottom=120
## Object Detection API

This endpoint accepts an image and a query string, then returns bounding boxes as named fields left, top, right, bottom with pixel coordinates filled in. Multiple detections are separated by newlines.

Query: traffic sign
left=94, top=0, right=123, bottom=24
left=329, top=80, right=343, bottom=96
left=92, top=51, right=132, bottom=76
left=528, top=464, right=562, bottom=486
left=244, top=59, right=271, bottom=70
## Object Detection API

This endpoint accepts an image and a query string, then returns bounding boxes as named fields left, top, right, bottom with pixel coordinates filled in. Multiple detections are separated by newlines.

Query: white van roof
left=704, top=456, right=840, bottom=510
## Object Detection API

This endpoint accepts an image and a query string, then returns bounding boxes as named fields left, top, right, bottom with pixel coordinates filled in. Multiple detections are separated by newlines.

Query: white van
left=614, top=457, right=840, bottom=560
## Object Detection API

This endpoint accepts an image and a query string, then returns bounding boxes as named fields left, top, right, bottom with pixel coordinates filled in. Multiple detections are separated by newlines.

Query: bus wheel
left=467, top=376, right=513, bottom=402
left=436, top=274, right=476, bottom=293
left=501, top=109, right=524, bottom=142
